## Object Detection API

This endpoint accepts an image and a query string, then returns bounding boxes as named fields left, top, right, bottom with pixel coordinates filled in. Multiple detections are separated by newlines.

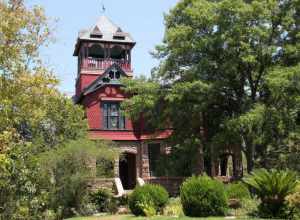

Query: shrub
left=118, top=194, right=129, bottom=206
left=137, top=201, right=156, bottom=217
left=180, top=175, right=228, bottom=217
left=42, top=209, right=57, bottom=220
left=286, top=182, right=300, bottom=219
left=107, top=197, right=119, bottom=214
left=227, top=197, right=260, bottom=217
left=226, top=182, right=251, bottom=209
left=243, top=169, right=297, bottom=219
left=163, top=197, right=184, bottom=217
left=78, top=202, right=98, bottom=217
left=129, top=184, right=169, bottom=216
left=90, top=188, right=113, bottom=212
left=225, top=182, right=251, bottom=200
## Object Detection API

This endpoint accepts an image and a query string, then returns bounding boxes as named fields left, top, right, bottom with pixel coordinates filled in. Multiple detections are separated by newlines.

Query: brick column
left=141, top=142, right=150, bottom=179
left=137, top=144, right=142, bottom=178
left=114, top=156, right=120, bottom=177
left=233, top=149, right=243, bottom=179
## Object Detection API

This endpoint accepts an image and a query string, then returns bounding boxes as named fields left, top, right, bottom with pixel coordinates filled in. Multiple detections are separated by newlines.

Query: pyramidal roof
left=77, top=15, right=135, bottom=44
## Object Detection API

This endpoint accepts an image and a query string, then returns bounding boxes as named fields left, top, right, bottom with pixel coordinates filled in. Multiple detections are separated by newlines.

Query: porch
left=81, top=58, right=132, bottom=72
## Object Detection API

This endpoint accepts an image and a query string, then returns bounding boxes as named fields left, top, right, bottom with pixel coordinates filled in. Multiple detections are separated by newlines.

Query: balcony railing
left=81, top=58, right=132, bottom=72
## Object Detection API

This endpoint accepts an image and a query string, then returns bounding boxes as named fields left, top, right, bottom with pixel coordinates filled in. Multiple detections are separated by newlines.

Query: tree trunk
left=193, top=112, right=207, bottom=175
left=194, top=142, right=205, bottom=175
left=244, top=136, right=255, bottom=173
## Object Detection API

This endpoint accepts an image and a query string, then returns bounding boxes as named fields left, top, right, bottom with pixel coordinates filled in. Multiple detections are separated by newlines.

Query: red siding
left=76, top=68, right=171, bottom=141
left=82, top=84, right=134, bottom=131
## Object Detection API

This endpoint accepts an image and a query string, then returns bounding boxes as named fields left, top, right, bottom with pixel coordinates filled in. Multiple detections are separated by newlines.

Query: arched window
left=110, top=45, right=125, bottom=59
left=88, top=44, right=105, bottom=59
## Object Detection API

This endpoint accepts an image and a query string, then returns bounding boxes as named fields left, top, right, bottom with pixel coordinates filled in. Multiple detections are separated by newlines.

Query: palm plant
left=243, top=169, right=297, bottom=218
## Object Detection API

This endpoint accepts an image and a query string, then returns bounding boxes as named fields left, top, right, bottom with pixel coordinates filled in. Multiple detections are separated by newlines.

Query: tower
left=74, top=15, right=135, bottom=97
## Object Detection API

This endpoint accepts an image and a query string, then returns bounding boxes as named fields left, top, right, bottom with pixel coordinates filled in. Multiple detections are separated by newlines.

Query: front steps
left=114, top=177, right=145, bottom=197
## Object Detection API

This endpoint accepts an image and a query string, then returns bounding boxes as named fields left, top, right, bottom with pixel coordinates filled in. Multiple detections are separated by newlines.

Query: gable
left=79, top=64, right=127, bottom=100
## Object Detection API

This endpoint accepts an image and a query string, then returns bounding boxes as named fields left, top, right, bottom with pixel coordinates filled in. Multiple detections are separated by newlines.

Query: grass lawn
left=65, top=215, right=262, bottom=220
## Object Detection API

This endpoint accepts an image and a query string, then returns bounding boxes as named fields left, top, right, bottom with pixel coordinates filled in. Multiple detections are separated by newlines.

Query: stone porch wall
left=88, top=178, right=115, bottom=193
left=145, top=177, right=185, bottom=196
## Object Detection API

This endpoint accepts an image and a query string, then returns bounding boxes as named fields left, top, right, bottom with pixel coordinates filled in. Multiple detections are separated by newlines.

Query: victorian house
left=73, top=15, right=243, bottom=195
left=73, top=16, right=178, bottom=194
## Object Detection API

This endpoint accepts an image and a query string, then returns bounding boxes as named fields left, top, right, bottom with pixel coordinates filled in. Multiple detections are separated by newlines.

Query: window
left=90, top=34, right=103, bottom=39
left=148, top=143, right=161, bottom=176
left=102, top=102, right=125, bottom=130
left=113, top=35, right=125, bottom=40
left=109, top=68, right=121, bottom=80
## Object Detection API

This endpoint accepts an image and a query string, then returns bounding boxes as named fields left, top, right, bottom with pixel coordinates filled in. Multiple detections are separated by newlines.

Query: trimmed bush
left=225, top=182, right=251, bottom=200
left=180, top=175, right=228, bottom=217
left=129, top=184, right=169, bottom=216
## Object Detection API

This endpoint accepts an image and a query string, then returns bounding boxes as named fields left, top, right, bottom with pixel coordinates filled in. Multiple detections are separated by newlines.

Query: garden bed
left=65, top=215, right=263, bottom=220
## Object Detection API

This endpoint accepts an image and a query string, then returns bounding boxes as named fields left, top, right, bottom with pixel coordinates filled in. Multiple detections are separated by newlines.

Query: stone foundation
left=88, top=178, right=115, bottom=193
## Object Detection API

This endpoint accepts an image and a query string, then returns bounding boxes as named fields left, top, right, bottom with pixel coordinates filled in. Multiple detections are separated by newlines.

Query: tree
left=0, top=1, right=89, bottom=219
left=122, top=0, right=300, bottom=175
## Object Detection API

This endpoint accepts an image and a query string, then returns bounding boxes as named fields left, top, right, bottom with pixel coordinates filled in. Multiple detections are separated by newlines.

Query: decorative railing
left=81, top=58, right=131, bottom=72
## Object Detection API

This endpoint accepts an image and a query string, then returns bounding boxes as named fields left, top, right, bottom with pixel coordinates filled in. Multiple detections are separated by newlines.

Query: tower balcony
left=81, top=58, right=132, bottom=72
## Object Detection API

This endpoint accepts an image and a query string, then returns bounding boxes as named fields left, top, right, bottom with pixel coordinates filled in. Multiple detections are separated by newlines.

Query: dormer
left=90, top=26, right=103, bottom=39
left=73, top=16, right=136, bottom=75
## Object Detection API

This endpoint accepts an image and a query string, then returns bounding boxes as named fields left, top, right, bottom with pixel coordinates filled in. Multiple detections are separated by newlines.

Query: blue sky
left=26, top=0, right=178, bottom=95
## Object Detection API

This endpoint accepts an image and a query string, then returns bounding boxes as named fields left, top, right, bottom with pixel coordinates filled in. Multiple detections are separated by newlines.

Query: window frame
left=102, top=101, right=126, bottom=130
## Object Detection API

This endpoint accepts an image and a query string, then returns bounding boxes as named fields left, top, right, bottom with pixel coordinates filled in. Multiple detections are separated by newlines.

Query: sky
left=26, top=0, right=179, bottom=95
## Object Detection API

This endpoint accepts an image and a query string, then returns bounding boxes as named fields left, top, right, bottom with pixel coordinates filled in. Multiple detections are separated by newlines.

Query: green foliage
left=225, top=182, right=251, bottom=200
left=154, top=143, right=198, bottom=177
left=122, top=0, right=300, bottom=175
left=38, top=139, right=118, bottom=218
left=228, top=197, right=260, bottom=218
left=0, top=1, right=120, bottom=219
left=180, top=175, right=228, bottom=217
left=138, top=201, right=156, bottom=217
left=129, top=184, right=169, bottom=216
left=96, top=158, right=114, bottom=178
left=0, top=142, right=48, bottom=219
left=286, top=182, right=300, bottom=219
left=90, top=188, right=113, bottom=212
left=243, top=169, right=297, bottom=218
left=163, top=197, right=184, bottom=217
left=107, top=197, right=119, bottom=214
left=0, top=0, right=52, bottom=73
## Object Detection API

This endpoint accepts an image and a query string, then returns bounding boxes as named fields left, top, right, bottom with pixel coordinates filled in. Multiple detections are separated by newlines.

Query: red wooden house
left=73, top=16, right=177, bottom=192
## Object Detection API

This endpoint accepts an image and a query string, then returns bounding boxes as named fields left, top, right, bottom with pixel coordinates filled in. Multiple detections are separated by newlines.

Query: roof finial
left=100, top=0, right=106, bottom=14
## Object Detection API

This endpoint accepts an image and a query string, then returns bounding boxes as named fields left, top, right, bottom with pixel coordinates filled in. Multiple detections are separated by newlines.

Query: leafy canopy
left=122, top=0, right=300, bottom=174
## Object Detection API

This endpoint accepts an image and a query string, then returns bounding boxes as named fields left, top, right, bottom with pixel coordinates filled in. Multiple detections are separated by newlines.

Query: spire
left=100, top=0, right=106, bottom=14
